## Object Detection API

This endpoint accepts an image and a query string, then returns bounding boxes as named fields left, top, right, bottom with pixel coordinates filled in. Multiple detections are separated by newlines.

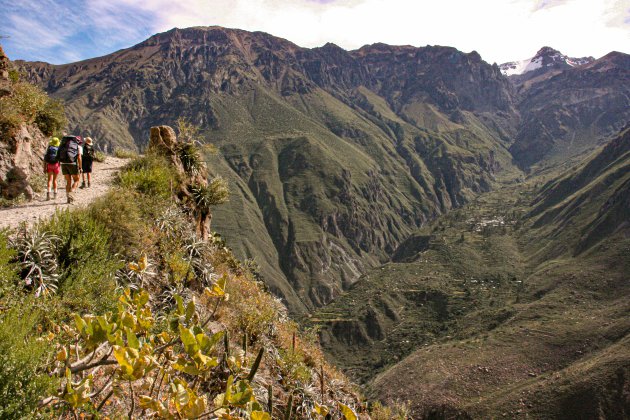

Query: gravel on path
left=0, top=157, right=129, bottom=230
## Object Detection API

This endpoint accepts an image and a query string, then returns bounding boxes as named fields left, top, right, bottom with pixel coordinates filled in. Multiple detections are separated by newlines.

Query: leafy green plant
left=8, top=82, right=48, bottom=124
left=43, top=288, right=272, bottom=418
left=156, top=205, right=190, bottom=239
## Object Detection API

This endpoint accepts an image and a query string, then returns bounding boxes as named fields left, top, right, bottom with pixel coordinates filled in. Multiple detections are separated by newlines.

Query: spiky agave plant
left=184, top=237, right=218, bottom=288
left=12, top=224, right=60, bottom=297
left=155, top=205, right=190, bottom=238
left=177, top=142, right=203, bottom=176
left=190, top=177, right=229, bottom=211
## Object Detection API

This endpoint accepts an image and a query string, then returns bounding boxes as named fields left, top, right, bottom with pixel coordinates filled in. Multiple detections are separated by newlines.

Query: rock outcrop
left=0, top=45, right=11, bottom=98
left=0, top=47, right=48, bottom=200
left=0, top=125, right=47, bottom=199
left=148, top=125, right=213, bottom=239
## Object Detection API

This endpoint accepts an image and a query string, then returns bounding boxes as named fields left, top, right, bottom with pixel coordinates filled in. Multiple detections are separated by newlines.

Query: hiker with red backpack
left=59, top=135, right=83, bottom=204
left=43, top=137, right=61, bottom=201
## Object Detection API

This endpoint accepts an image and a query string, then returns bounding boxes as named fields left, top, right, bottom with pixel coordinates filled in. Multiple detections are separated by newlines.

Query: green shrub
left=9, top=82, right=48, bottom=124
left=93, top=150, right=107, bottom=163
left=34, top=98, right=66, bottom=136
left=0, top=194, right=27, bottom=208
left=89, top=189, right=158, bottom=257
left=8, top=68, right=20, bottom=84
left=29, top=173, right=47, bottom=194
left=0, top=305, right=54, bottom=419
left=0, top=80, right=66, bottom=137
left=114, top=149, right=139, bottom=159
left=117, top=155, right=176, bottom=199
left=0, top=230, right=18, bottom=298
left=39, top=209, right=119, bottom=314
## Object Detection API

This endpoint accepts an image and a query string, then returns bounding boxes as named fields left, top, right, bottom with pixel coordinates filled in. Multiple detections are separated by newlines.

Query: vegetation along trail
left=0, top=157, right=128, bottom=229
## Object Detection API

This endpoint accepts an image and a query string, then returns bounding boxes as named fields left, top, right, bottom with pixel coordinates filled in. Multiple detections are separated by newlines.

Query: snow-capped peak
left=500, top=47, right=594, bottom=76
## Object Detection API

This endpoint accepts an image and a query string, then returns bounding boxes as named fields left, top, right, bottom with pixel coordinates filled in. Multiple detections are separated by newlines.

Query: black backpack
left=83, top=144, right=94, bottom=159
left=58, top=136, right=80, bottom=164
left=44, top=146, right=59, bottom=164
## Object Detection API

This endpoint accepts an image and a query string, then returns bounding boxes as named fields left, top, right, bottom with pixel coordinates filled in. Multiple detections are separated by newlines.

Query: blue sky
left=1, top=0, right=629, bottom=65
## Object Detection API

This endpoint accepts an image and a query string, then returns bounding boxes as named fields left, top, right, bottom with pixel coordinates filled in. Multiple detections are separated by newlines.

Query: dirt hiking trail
left=0, top=157, right=129, bottom=230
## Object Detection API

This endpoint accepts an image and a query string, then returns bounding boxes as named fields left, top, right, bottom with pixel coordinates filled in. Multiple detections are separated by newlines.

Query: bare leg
left=52, top=173, right=58, bottom=192
left=87, top=172, right=92, bottom=186
left=71, top=174, right=80, bottom=191
left=64, top=174, right=72, bottom=193
left=47, top=173, right=53, bottom=191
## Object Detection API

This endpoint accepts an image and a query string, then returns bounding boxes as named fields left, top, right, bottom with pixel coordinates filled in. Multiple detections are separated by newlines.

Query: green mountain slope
left=312, top=126, right=630, bottom=417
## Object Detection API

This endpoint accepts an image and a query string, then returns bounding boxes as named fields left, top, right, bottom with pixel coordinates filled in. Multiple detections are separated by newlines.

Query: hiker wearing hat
left=43, top=137, right=61, bottom=201
left=81, top=137, right=95, bottom=188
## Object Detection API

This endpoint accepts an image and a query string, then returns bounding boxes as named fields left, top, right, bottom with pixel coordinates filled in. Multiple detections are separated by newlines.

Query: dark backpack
left=44, top=146, right=59, bottom=164
left=83, top=144, right=94, bottom=159
left=59, top=136, right=80, bottom=164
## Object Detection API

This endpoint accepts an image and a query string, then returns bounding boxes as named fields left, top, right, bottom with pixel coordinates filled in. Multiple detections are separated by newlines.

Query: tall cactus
left=267, top=384, right=273, bottom=415
left=247, top=347, right=265, bottom=382
left=284, top=393, right=293, bottom=420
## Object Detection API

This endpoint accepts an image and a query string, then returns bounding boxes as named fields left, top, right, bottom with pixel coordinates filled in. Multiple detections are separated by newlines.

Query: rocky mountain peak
left=500, top=46, right=595, bottom=76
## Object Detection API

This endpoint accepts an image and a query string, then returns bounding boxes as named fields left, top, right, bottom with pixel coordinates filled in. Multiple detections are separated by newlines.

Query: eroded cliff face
left=0, top=47, right=48, bottom=200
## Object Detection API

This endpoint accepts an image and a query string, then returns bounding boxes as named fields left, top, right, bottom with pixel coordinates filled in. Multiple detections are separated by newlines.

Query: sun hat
left=85, top=137, right=93, bottom=145
left=49, top=137, right=60, bottom=147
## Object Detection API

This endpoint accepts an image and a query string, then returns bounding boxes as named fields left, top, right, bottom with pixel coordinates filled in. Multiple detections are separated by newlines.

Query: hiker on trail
left=81, top=137, right=94, bottom=188
left=59, top=135, right=83, bottom=204
left=43, top=137, right=60, bottom=201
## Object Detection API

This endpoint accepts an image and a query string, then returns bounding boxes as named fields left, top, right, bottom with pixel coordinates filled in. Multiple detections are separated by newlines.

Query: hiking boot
left=67, top=193, right=75, bottom=204
left=46, top=192, right=50, bottom=201
left=79, top=182, right=86, bottom=189
left=88, top=182, right=91, bottom=188
left=53, top=191, right=57, bottom=200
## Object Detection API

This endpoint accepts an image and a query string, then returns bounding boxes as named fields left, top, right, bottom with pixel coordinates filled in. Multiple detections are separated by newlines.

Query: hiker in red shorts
left=43, top=137, right=61, bottom=201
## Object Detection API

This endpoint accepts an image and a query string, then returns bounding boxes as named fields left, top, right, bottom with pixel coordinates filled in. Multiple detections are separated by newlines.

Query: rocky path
left=0, top=157, right=128, bottom=230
